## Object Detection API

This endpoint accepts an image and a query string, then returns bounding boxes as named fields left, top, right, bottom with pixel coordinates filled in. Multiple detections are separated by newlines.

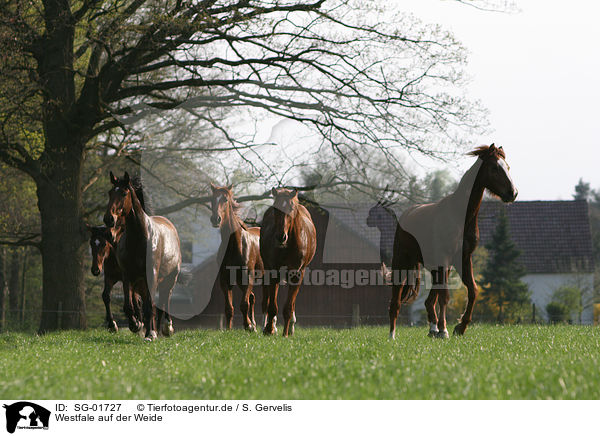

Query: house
left=478, top=200, right=595, bottom=324
left=172, top=198, right=595, bottom=328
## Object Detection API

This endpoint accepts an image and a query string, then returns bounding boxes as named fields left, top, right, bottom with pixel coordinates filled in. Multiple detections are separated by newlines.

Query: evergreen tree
left=573, top=178, right=591, bottom=201
left=480, top=211, right=530, bottom=323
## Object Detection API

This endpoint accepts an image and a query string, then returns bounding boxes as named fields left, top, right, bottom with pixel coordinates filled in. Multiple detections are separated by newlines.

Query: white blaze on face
left=95, top=239, right=100, bottom=247
left=498, top=158, right=515, bottom=191
left=115, top=187, right=120, bottom=192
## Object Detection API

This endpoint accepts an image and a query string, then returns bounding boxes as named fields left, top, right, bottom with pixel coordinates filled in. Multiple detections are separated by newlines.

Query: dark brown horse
left=88, top=225, right=143, bottom=332
left=389, top=144, right=517, bottom=339
left=260, top=188, right=316, bottom=336
left=104, top=171, right=182, bottom=341
left=210, top=183, right=263, bottom=331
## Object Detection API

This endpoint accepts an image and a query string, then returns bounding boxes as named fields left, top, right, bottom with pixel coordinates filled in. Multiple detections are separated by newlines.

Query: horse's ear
left=291, top=188, right=298, bottom=198
left=109, top=171, right=117, bottom=185
left=271, top=187, right=278, bottom=197
left=227, top=184, right=233, bottom=191
left=210, top=183, right=217, bottom=192
left=123, top=171, right=130, bottom=184
left=489, top=143, right=496, bottom=151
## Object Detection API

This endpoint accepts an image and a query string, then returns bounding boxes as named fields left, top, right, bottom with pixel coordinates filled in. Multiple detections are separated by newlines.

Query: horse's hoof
left=144, top=330, right=157, bottom=341
left=435, top=330, right=449, bottom=339
left=427, top=330, right=438, bottom=338
left=161, top=323, right=174, bottom=337
left=389, top=331, right=396, bottom=340
left=453, top=324, right=465, bottom=336
left=246, top=324, right=257, bottom=333
left=108, top=321, right=118, bottom=333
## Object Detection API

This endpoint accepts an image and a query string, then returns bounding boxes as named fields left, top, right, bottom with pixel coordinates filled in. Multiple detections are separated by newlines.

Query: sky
left=396, top=0, right=600, bottom=200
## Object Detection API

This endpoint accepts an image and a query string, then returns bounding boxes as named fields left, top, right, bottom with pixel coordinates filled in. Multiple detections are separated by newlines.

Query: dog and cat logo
left=2, top=402, right=50, bottom=433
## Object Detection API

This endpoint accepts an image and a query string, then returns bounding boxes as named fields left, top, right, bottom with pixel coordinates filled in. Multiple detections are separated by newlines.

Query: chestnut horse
left=104, top=172, right=182, bottom=341
left=260, top=188, right=316, bottom=336
left=389, top=144, right=518, bottom=339
left=210, top=183, right=263, bottom=331
left=88, top=225, right=143, bottom=332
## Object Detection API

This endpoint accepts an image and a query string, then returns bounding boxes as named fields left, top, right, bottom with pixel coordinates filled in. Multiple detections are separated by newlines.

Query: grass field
left=1, top=325, right=599, bottom=399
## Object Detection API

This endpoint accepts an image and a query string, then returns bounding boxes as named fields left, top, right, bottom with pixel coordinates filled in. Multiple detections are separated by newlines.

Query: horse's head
left=470, top=144, right=518, bottom=203
left=367, top=199, right=394, bottom=228
left=87, top=225, right=112, bottom=276
left=104, top=171, right=133, bottom=228
left=209, top=183, right=234, bottom=228
left=271, top=187, right=298, bottom=246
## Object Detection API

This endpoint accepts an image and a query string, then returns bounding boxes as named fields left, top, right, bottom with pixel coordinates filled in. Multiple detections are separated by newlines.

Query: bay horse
left=104, top=171, right=182, bottom=341
left=389, top=144, right=517, bottom=339
left=260, top=188, right=316, bottom=336
left=210, top=183, right=263, bottom=331
left=88, top=225, right=144, bottom=332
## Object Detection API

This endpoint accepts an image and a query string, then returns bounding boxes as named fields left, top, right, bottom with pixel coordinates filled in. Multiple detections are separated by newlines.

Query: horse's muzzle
left=91, top=266, right=101, bottom=276
left=210, top=215, right=221, bottom=228
left=503, top=188, right=518, bottom=203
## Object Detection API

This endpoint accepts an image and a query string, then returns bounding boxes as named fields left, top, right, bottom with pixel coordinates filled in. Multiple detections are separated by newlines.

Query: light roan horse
left=260, top=188, right=316, bottom=337
left=389, top=144, right=518, bottom=339
left=210, top=183, right=263, bottom=331
left=104, top=171, right=181, bottom=341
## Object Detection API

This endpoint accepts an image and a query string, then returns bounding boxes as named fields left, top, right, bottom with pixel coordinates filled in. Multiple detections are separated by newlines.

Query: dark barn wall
left=174, top=202, right=414, bottom=330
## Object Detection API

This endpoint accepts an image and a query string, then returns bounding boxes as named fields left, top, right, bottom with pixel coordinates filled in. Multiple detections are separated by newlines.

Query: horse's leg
left=141, top=285, right=157, bottom=341
left=158, top=270, right=177, bottom=337
left=389, top=276, right=405, bottom=340
left=122, top=279, right=141, bottom=333
left=239, top=286, right=254, bottom=332
left=436, top=287, right=450, bottom=339
left=102, top=278, right=118, bottom=332
left=261, top=283, right=269, bottom=329
left=249, top=291, right=256, bottom=329
left=282, top=269, right=305, bottom=337
left=425, top=290, right=439, bottom=337
left=262, top=280, right=279, bottom=335
left=454, top=256, right=478, bottom=336
left=133, top=293, right=144, bottom=332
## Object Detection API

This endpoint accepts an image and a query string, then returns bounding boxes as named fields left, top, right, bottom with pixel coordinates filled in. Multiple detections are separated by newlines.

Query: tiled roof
left=323, top=199, right=594, bottom=275
left=478, top=200, right=594, bottom=274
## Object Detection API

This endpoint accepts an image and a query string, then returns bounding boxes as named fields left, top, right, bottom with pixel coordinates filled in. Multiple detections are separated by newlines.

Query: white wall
left=522, top=273, right=594, bottom=325
left=408, top=271, right=595, bottom=325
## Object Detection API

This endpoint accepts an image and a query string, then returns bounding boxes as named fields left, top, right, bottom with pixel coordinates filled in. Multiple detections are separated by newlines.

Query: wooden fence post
left=352, top=304, right=360, bottom=328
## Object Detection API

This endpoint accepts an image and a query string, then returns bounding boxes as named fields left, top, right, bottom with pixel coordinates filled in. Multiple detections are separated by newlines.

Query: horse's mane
left=468, top=144, right=505, bottom=160
left=129, top=176, right=154, bottom=215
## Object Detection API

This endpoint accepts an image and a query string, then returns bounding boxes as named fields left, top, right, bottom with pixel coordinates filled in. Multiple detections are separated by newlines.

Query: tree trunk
left=20, top=250, right=28, bottom=323
left=8, top=249, right=20, bottom=322
left=0, top=247, right=6, bottom=331
left=37, top=144, right=87, bottom=332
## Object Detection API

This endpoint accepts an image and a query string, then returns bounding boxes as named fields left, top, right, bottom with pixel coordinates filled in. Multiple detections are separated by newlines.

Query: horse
left=103, top=171, right=182, bottom=341
left=366, top=198, right=400, bottom=269
left=210, top=183, right=263, bottom=331
left=260, top=187, right=317, bottom=336
left=88, top=177, right=151, bottom=332
left=88, top=225, right=143, bottom=332
left=389, top=144, right=518, bottom=339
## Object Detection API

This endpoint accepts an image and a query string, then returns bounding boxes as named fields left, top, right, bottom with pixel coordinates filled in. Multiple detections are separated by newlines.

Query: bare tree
left=0, top=0, right=492, bottom=331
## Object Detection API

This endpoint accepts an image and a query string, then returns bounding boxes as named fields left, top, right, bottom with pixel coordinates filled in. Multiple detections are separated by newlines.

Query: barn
left=171, top=198, right=595, bottom=328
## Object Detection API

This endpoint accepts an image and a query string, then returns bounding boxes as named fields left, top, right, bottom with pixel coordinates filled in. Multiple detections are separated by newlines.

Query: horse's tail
left=400, top=270, right=420, bottom=304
